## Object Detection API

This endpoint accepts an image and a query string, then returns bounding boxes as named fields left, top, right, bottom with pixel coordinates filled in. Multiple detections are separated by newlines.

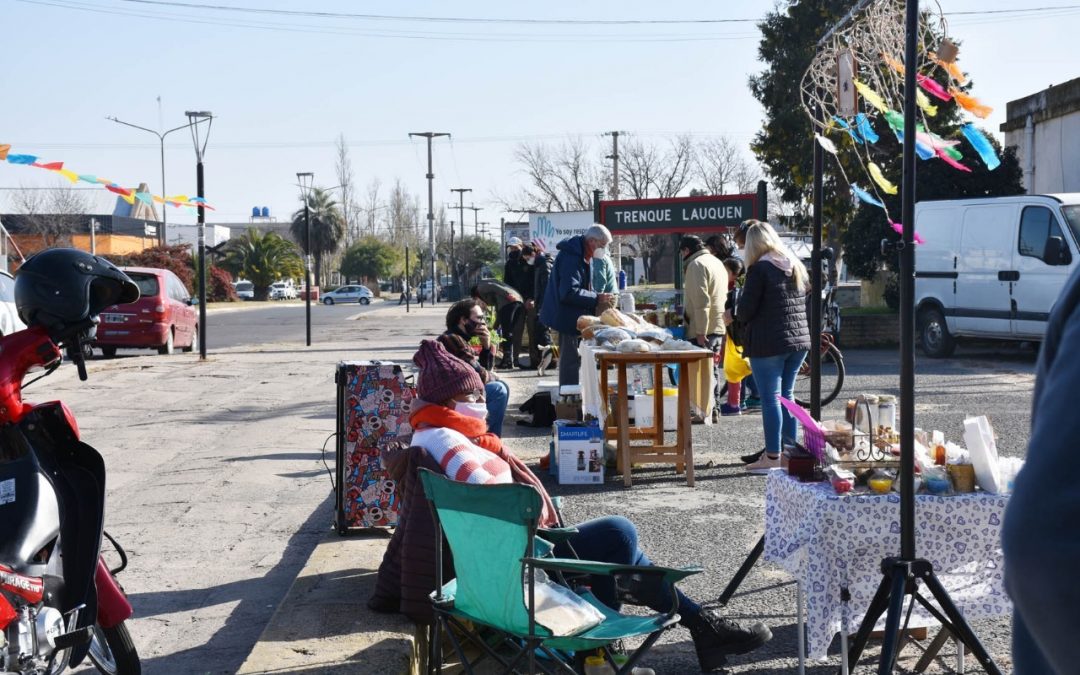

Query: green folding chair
left=418, top=468, right=702, bottom=675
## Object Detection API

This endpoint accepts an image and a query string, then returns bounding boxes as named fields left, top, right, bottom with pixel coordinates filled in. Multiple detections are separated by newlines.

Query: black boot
left=689, top=608, right=771, bottom=671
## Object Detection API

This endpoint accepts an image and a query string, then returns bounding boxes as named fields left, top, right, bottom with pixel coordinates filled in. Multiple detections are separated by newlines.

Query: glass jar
left=877, top=395, right=897, bottom=432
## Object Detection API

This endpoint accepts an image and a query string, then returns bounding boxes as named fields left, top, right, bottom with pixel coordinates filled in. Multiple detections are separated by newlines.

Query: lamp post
left=184, top=110, right=212, bottom=361
left=408, top=132, right=451, bottom=305
left=296, top=172, right=314, bottom=347
left=107, top=115, right=208, bottom=247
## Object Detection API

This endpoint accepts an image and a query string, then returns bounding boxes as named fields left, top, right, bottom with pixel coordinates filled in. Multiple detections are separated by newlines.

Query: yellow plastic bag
left=723, top=338, right=752, bottom=383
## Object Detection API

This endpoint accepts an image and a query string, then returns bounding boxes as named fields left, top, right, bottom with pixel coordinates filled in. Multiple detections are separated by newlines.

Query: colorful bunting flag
left=7, top=154, right=37, bottom=164
left=0, top=144, right=9, bottom=161
left=853, top=79, right=888, bottom=112
left=916, top=90, right=938, bottom=117
left=869, top=163, right=898, bottom=195
left=855, top=114, right=879, bottom=144
left=852, top=185, right=885, bottom=208
left=950, top=89, right=993, bottom=119
left=890, top=220, right=925, bottom=245
left=916, top=74, right=953, bottom=102
left=960, top=123, right=1001, bottom=170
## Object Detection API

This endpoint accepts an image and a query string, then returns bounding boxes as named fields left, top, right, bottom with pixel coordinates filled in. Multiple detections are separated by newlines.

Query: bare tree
left=9, top=182, right=92, bottom=247
left=696, top=136, right=743, bottom=195
left=364, top=178, right=382, bottom=237
left=511, top=137, right=603, bottom=212
left=334, top=134, right=362, bottom=246
left=387, top=179, right=420, bottom=250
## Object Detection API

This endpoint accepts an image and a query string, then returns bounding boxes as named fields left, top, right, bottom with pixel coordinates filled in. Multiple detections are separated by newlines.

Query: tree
left=291, top=187, right=346, bottom=288
left=9, top=182, right=94, bottom=247
left=340, top=237, right=400, bottom=285
left=511, top=137, right=603, bottom=211
left=457, top=235, right=500, bottom=279
left=105, top=244, right=195, bottom=292
left=335, top=134, right=362, bottom=246
left=221, top=229, right=303, bottom=300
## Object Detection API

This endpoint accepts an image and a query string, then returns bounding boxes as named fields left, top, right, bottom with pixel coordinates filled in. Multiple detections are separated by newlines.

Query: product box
left=335, top=361, right=416, bottom=533
left=555, top=400, right=583, bottom=422
left=554, top=420, right=605, bottom=485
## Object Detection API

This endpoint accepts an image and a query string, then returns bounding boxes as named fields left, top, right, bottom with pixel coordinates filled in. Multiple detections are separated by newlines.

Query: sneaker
left=740, top=449, right=764, bottom=464
left=690, top=608, right=772, bottom=671
left=720, top=403, right=742, bottom=417
left=743, top=396, right=762, bottom=410
left=745, top=453, right=781, bottom=474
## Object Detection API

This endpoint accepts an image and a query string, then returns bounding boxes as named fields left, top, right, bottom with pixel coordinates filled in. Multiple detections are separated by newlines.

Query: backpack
left=517, top=392, right=557, bottom=428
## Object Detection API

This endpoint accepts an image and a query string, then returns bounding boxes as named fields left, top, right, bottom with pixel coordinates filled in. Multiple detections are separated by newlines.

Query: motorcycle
left=0, top=250, right=141, bottom=675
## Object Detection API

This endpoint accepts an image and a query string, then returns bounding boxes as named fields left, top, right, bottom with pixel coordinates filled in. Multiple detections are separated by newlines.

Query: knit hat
left=413, top=339, right=484, bottom=404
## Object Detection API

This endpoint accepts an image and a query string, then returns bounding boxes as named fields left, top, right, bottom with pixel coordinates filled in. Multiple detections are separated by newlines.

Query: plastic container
left=633, top=388, right=678, bottom=431
left=583, top=655, right=615, bottom=675
left=618, top=269, right=627, bottom=290
left=877, top=395, right=897, bottom=431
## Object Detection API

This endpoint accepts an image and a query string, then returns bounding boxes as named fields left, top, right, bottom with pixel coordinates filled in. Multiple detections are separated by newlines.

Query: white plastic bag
left=526, top=568, right=605, bottom=636
left=963, top=416, right=1003, bottom=494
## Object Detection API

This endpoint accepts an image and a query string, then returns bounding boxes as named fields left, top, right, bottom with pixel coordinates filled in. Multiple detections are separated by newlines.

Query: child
left=720, top=257, right=752, bottom=416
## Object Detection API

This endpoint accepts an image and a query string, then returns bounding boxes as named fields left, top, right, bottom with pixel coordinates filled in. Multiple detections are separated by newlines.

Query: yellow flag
left=120, top=191, right=136, bottom=205
left=56, top=169, right=79, bottom=183
left=869, top=163, right=899, bottom=195
left=916, top=90, right=938, bottom=117
left=854, top=79, right=888, bottom=112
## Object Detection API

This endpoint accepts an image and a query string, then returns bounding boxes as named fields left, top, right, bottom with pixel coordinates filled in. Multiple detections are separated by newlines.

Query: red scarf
left=410, top=403, right=502, bottom=454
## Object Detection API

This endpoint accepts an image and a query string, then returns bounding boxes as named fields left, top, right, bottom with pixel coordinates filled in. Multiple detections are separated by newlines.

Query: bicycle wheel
left=794, top=342, right=845, bottom=408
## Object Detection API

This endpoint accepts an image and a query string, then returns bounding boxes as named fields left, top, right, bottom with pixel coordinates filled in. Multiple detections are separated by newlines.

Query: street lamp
left=296, top=172, right=314, bottom=347
left=106, top=115, right=208, bottom=246
left=185, top=110, right=212, bottom=361
left=408, top=131, right=451, bottom=306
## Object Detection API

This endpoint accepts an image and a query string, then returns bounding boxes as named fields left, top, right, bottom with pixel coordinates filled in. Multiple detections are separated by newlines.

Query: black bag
left=517, top=392, right=556, bottom=428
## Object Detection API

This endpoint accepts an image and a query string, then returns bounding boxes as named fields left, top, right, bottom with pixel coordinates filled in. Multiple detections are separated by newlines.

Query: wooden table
left=594, top=349, right=712, bottom=487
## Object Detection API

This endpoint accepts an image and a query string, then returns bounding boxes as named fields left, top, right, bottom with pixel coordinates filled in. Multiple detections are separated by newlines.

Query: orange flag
left=950, top=89, right=993, bottom=119
left=0, top=144, right=9, bottom=160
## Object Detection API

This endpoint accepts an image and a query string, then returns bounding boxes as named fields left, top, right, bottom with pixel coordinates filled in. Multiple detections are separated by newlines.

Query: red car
left=94, top=266, right=199, bottom=357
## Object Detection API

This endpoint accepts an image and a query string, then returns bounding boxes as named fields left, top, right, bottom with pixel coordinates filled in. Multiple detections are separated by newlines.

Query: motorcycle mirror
left=65, top=340, right=88, bottom=382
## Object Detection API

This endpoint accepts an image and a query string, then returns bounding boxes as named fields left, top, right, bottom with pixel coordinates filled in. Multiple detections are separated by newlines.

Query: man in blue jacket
left=540, top=224, right=616, bottom=386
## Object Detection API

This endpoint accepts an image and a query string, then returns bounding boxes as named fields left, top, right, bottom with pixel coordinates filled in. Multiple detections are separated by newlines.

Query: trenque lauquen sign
left=599, top=193, right=761, bottom=235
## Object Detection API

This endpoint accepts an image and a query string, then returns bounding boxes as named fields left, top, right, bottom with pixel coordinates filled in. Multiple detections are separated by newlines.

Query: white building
left=1001, top=76, right=1080, bottom=194
left=165, top=223, right=232, bottom=250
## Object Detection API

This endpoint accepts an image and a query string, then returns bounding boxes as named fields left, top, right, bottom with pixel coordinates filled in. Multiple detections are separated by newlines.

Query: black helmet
left=15, top=248, right=140, bottom=332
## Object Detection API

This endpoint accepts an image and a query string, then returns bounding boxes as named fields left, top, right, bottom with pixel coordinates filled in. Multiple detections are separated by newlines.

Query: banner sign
left=600, top=194, right=759, bottom=235
left=528, top=210, right=593, bottom=252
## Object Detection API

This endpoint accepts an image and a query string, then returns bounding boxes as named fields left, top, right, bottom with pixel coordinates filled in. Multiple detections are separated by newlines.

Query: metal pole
left=449, top=221, right=455, bottom=298
left=159, top=136, right=167, bottom=247
left=426, top=138, right=436, bottom=304
left=500, top=217, right=506, bottom=264
left=196, top=160, right=207, bottom=360
left=899, top=0, right=919, bottom=561
left=305, top=197, right=312, bottom=347
left=810, top=109, right=824, bottom=420
left=89, top=218, right=97, bottom=255
left=405, top=245, right=410, bottom=313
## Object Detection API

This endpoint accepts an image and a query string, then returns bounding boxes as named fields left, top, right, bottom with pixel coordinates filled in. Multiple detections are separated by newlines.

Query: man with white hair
left=540, top=224, right=617, bottom=386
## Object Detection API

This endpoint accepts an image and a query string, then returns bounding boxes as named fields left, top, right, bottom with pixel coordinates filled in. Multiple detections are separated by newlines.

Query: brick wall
left=840, top=313, right=899, bottom=348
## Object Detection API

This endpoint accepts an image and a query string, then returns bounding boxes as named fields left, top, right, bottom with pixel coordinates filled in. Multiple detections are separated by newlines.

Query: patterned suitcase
left=335, top=361, right=415, bottom=533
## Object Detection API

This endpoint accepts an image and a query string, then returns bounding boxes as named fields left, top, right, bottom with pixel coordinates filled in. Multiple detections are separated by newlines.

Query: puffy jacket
left=682, top=248, right=728, bottom=339
left=532, top=253, right=554, bottom=309
left=473, top=278, right=522, bottom=311
left=539, top=236, right=597, bottom=334
left=591, top=256, right=617, bottom=295
left=736, top=258, right=809, bottom=358
left=504, top=250, right=534, bottom=299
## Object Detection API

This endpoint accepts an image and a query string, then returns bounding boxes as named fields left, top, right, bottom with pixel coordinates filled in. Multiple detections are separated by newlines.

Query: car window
left=1018, top=206, right=1066, bottom=262
left=236, top=281, right=253, bottom=291
left=171, top=273, right=190, bottom=301
left=128, top=273, right=160, bottom=297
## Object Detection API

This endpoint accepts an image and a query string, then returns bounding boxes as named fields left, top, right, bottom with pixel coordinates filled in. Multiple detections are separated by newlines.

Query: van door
left=1012, top=205, right=1073, bottom=338
left=954, top=204, right=1017, bottom=336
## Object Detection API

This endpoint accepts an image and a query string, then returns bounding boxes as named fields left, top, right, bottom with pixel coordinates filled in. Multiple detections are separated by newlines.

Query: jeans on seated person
left=485, top=380, right=510, bottom=436
left=552, top=516, right=702, bottom=622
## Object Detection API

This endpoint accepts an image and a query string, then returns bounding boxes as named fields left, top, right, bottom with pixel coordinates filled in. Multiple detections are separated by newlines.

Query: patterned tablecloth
left=763, top=470, right=1011, bottom=660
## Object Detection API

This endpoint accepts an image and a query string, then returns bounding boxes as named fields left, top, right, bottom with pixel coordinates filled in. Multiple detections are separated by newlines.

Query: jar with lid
left=877, top=395, right=897, bottom=432
left=854, top=394, right=879, bottom=433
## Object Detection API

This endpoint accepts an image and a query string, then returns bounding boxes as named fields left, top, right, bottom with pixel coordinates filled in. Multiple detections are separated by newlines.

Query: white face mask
left=525, top=256, right=535, bottom=266
left=593, top=247, right=609, bottom=260
left=455, top=401, right=488, bottom=420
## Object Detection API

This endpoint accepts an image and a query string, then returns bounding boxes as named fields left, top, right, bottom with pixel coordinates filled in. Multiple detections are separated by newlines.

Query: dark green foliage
left=340, top=237, right=400, bottom=282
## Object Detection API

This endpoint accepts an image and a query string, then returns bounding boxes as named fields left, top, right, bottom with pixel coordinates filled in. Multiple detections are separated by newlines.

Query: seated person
left=370, top=339, right=772, bottom=672
left=436, top=299, right=510, bottom=436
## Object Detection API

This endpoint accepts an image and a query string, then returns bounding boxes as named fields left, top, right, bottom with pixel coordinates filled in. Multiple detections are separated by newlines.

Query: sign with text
left=528, top=210, right=593, bottom=251
left=600, top=194, right=759, bottom=235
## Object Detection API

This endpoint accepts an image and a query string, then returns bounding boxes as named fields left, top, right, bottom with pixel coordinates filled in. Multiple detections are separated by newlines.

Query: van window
left=1063, top=205, right=1080, bottom=245
left=1019, top=206, right=1067, bottom=263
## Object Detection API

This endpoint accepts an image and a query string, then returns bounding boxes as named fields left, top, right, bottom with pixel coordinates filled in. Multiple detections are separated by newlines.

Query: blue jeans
left=553, top=516, right=701, bottom=622
left=749, top=350, right=808, bottom=454
left=484, top=380, right=509, bottom=437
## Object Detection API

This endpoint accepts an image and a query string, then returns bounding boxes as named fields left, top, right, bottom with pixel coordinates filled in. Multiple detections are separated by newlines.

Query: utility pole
left=465, top=205, right=483, bottom=235
left=451, top=188, right=471, bottom=242
left=500, top=217, right=506, bottom=263
left=408, top=132, right=451, bottom=305
left=604, top=130, right=626, bottom=276
left=185, top=110, right=213, bottom=361
left=296, top=172, right=315, bottom=347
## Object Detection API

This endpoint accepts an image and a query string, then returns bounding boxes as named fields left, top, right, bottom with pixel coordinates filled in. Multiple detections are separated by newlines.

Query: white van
left=914, top=194, right=1080, bottom=357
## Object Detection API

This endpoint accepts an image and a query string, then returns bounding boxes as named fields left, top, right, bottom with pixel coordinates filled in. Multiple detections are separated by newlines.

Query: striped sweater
left=410, top=427, right=512, bottom=485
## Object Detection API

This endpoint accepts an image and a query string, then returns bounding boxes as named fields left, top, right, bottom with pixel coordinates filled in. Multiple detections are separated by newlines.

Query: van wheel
left=919, top=307, right=955, bottom=358
left=158, top=330, right=175, bottom=355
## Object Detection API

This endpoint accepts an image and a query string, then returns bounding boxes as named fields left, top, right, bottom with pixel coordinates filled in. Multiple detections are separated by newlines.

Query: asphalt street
left=58, top=300, right=1032, bottom=674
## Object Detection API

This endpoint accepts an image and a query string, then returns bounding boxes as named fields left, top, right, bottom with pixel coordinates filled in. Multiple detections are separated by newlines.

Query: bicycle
left=794, top=279, right=846, bottom=408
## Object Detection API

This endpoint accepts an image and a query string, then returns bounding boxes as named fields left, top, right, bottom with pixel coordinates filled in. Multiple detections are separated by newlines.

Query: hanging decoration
left=0, top=143, right=215, bottom=211
left=798, top=0, right=1005, bottom=245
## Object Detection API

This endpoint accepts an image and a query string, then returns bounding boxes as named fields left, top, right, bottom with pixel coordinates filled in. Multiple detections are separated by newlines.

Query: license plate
left=101, top=313, right=127, bottom=324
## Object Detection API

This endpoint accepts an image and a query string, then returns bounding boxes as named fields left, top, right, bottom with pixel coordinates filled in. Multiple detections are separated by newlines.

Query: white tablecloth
left=763, top=471, right=1011, bottom=660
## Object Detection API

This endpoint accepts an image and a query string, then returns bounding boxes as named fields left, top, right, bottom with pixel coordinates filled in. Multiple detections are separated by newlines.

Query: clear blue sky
left=2, top=0, right=1077, bottom=233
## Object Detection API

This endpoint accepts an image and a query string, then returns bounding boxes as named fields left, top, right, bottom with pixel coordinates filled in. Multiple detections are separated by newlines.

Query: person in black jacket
left=732, top=220, right=810, bottom=473
left=522, top=243, right=555, bottom=370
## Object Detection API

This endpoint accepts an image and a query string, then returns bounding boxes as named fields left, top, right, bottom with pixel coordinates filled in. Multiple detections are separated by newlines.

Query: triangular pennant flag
left=852, top=185, right=885, bottom=208
left=78, top=175, right=99, bottom=184
left=56, top=169, right=79, bottom=183
left=7, top=154, right=37, bottom=165
left=120, top=191, right=136, bottom=205
left=135, top=192, right=153, bottom=204
left=0, top=144, right=9, bottom=161
left=32, top=161, right=63, bottom=171
left=868, top=163, right=898, bottom=195
left=105, top=184, right=132, bottom=196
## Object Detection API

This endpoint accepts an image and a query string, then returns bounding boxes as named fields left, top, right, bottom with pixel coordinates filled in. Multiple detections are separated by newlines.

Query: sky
left=2, top=0, right=1078, bottom=240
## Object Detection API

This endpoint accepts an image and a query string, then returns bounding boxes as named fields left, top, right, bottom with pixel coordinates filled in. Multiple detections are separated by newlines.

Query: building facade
left=1001, top=76, right=1080, bottom=194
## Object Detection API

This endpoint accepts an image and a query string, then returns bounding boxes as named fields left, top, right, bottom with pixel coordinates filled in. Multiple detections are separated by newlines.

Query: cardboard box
left=555, top=400, right=582, bottom=422
left=554, top=420, right=604, bottom=485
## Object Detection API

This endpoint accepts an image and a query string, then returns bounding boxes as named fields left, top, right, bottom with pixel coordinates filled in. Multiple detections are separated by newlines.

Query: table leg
left=653, top=362, right=664, bottom=445
left=678, top=360, right=694, bottom=486
left=599, top=358, right=609, bottom=425
left=797, top=580, right=806, bottom=675
left=617, top=364, right=631, bottom=487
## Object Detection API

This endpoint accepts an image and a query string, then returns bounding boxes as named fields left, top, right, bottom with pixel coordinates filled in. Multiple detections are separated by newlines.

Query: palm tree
left=291, top=188, right=346, bottom=288
left=221, top=229, right=303, bottom=300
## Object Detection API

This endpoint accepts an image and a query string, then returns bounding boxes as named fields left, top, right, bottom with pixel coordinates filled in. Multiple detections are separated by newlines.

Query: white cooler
left=633, top=388, right=678, bottom=431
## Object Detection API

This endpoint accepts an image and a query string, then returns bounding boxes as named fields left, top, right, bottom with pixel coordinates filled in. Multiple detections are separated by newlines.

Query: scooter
left=0, top=318, right=140, bottom=672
